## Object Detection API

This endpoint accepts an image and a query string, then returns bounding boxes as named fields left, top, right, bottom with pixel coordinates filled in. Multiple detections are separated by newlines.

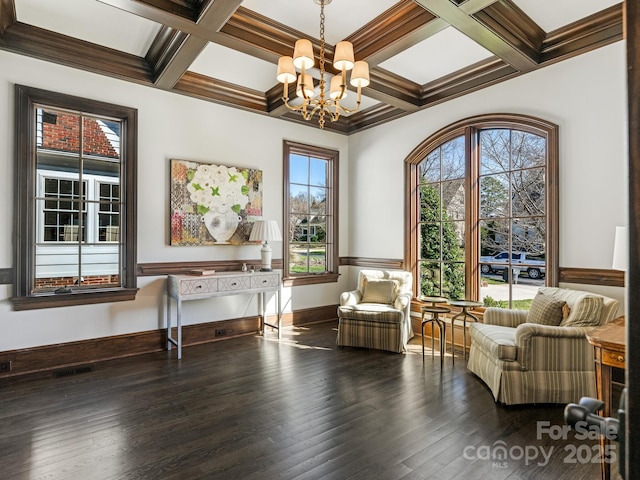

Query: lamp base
left=260, top=242, right=273, bottom=272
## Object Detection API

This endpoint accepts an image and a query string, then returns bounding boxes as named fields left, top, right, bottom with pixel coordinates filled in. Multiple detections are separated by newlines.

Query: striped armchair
left=467, top=287, right=620, bottom=405
left=337, top=270, right=414, bottom=353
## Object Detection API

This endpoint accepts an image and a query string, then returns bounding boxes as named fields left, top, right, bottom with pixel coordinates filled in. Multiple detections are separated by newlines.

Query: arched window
left=405, top=114, right=558, bottom=308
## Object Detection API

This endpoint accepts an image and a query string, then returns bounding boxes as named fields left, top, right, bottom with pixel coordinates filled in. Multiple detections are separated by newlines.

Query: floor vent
left=55, top=365, right=93, bottom=377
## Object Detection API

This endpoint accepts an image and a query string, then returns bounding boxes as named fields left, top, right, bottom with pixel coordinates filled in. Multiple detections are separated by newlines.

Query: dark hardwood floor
left=1, top=321, right=603, bottom=480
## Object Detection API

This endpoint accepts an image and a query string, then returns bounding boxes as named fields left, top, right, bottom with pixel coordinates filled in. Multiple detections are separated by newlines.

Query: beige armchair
left=467, top=287, right=620, bottom=405
left=337, top=269, right=414, bottom=353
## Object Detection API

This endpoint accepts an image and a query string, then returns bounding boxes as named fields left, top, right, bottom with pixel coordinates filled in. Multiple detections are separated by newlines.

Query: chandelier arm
left=282, top=97, right=309, bottom=113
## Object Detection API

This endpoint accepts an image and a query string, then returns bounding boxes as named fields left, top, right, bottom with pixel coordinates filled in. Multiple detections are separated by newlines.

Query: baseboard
left=0, top=305, right=338, bottom=379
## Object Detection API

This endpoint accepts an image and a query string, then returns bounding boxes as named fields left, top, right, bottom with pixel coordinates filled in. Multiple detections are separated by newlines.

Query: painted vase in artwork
left=203, top=210, right=242, bottom=243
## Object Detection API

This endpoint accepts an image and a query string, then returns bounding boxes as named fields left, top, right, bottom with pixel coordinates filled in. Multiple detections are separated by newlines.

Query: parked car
left=480, top=251, right=546, bottom=279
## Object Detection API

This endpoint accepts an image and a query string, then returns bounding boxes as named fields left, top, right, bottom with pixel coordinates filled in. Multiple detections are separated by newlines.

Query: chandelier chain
left=318, top=0, right=326, bottom=129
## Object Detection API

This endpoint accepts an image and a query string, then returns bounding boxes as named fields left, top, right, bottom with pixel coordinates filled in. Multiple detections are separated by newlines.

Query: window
left=283, top=141, right=339, bottom=285
left=13, top=85, right=138, bottom=310
left=406, top=115, right=558, bottom=307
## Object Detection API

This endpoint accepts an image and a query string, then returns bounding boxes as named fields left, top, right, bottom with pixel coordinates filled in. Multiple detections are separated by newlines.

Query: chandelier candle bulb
left=296, top=73, right=315, bottom=99
left=330, top=75, right=347, bottom=100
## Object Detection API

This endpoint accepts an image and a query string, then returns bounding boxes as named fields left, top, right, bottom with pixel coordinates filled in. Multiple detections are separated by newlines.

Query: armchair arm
left=515, top=324, right=594, bottom=371
left=483, top=307, right=528, bottom=328
left=340, top=290, right=362, bottom=306
left=394, top=292, right=412, bottom=313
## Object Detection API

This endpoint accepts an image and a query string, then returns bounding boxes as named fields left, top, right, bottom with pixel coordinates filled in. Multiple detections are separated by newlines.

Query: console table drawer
left=217, top=275, right=251, bottom=292
left=251, top=274, right=279, bottom=289
left=178, top=277, right=218, bottom=296
left=602, top=350, right=625, bottom=368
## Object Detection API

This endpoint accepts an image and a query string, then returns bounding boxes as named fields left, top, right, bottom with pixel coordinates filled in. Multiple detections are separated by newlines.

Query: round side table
left=421, top=305, right=451, bottom=368
left=419, top=295, right=448, bottom=306
left=448, top=299, right=483, bottom=363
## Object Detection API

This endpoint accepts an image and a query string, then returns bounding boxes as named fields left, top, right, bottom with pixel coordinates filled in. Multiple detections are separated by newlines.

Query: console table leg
left=166, top=294, right=172, bottom=352
left=277, top=290, right=282, bottom=339
left=176, top=299, right=182, bottom=359
left=261, top=292, right=267, bottom=336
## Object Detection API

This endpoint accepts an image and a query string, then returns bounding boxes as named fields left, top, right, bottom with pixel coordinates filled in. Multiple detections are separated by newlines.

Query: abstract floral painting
left=170, top=159, right=263, bottom=245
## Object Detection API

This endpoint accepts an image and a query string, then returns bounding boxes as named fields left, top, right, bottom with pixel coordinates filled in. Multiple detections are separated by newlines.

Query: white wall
left=0, top=50, right=351, bottom=350
left=346, top=42, right=628, bottom=307
left=0, top=40, right=628, bottom=350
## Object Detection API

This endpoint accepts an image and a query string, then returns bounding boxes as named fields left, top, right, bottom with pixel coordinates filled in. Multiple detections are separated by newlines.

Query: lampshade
left=350, top=60, right=370, bottom=88
left=612, top=225, right=628, bottom=271
left=333, top=41, right=355, bottom=71
left=249, top=220, right=282, bottom=242
left=277, top=56, right=296, bottom=84
left=329, top=75, right=347, bottom=100
left=293, top=39, right=314, bottom=70
left=296, top=73, right=315, bottom=99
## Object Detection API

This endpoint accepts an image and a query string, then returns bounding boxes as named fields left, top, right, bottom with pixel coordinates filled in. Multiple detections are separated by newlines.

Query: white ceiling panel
left=513, top=0, right=621, bottom=32
left=379, top=27, right=494, bottom=85
left=241, top=0, right=398, bottom=45
left=191, top=43, right=277, bottom=93
left=15, top=0, right=160, bottom=56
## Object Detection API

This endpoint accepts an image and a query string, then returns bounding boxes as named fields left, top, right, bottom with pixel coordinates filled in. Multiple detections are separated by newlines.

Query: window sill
left=10, top=287, right=139, bottom=311
left=283, top=273, right=339, bottom=287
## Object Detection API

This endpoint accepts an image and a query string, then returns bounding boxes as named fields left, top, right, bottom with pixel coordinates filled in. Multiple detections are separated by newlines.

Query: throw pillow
left=560, top=296, right=604, bottom=327
left=527, top=292, right=566, bottom=326
left=361, top=279, right=397, bottom=304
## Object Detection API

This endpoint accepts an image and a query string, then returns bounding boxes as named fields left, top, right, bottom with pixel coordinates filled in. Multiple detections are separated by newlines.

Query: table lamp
left=249, top=220, right=282, bottom=271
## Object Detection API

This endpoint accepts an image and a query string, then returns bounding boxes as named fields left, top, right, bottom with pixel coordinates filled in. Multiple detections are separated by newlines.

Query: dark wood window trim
left=405, top=113, right=559, bottom=301
left=12, top=85, right=138, bottom=310
left=283, top=140, right=339, bottom=287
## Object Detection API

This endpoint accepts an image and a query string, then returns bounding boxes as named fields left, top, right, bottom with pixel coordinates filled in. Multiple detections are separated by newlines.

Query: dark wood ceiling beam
left=348, top=1, right=440, bottom=65
left=0, top=22, right=152, bottom=83
left=367, top=67, right=421, bottom=111
left=351, top=0, right=499, bottom=66
left=421, top=57, right=517, bottom=105
left=146, top=25, right=188, bottom=78
left=173, top=71, right=267, bottom=112
left=150, top=0, right=242, bottom=89
left=0, top=0, right=16, bottom=35
left=541, top=3, right=623, bottom=64
left=218, top=7, right=304, bottom=63
left=413, top=0, right=538, bottom=72
left=97, top=0, right=198, bottom=32
left=343, top=103, right=408, bottom=134
left=472, top=0, right=545, bottom=60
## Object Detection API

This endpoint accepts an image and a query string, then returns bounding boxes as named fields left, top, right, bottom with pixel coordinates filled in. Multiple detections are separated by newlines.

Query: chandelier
left=276, top=0, right=370, bottom=129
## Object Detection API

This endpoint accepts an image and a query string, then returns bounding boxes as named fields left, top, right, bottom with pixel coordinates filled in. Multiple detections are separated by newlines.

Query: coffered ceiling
left=0, top=0, right=623, bottom=134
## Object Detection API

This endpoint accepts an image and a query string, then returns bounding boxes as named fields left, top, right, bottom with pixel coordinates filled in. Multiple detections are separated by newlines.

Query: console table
left=166, top=271, right=282, bottom=359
